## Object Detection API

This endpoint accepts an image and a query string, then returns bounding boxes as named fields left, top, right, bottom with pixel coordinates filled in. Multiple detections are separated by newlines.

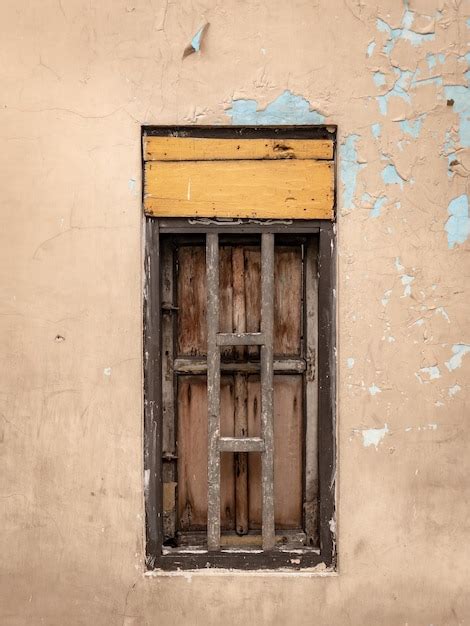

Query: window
left=143, top=127, right=336, bottom=570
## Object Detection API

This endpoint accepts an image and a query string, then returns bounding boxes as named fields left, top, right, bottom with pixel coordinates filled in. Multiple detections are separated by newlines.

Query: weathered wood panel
left=247, top=375, right=303, bottom=530
left=177, top=246, right=207, bottom=356
left=144, top=160, right=334, bottom=219
left=144, top=136, right=334, bottom=161
left=177, top=376, right=235, bottom=531
left=274, top=247, right=302, bottom=356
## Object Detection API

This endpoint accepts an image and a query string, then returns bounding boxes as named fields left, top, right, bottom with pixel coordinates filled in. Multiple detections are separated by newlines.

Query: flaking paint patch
left=416, top=366, right=441, bottom=383
left=444, top=86, right=470, bottom=148
left=371, top=123, right=381, bottom=139
left=340, top=134, right=364, bottom=210
left=401, top=274, right=414, bottom=297
left=448, top=384, right=461, bottom=397
left=399, top=115, right=425, bottom=138
left=361, top=424, right=389, bottom=449
left=368, top=384, right=381, bottom=396
left=445, top=344, right=470, bottom=371
left=445, top=195, right=470, bottom=249
left=347, top=357, right=355, bottom=369
left=382, top=163, right=405, bottom=189
left=226, top=90, right=325, bottom=125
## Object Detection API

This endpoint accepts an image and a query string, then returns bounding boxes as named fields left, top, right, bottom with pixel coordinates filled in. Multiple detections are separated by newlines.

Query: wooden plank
left=219, top=437, right=264, bottom=452
left=248, top=376, right=303, bottom=531
left=144, top=136, right=334, bottom=161
left=304, top=237, right=319, bottom=547
left=177, top=376, right=235, bottom=532
left=206, top=233, right=221, bottom=551
left=144, top=160, right=334, bottom=219
left=260, top=233, right=275, bottom=550
left=143, top=219, right=162, bottom=563
left=159, top=218, right=321, bottom=234
left=232, top=246, right=249, bottom=536
left=173, top=357, right=306, bottom=374
left=177, top=246, right=207, bottom=356
left=318, top=223, right=336, bottom=567
left=274, top=247, right=302, bottom=356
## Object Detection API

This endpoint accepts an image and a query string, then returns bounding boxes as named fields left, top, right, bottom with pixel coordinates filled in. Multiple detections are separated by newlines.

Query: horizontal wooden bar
left=144, top=136, right=334, bottom=161
left=219, top=437, right=265, bottom=452
left=173, top=357, right=306, bottom=374
left=176, top=529, right=308, bottom=548
left=216, top=332, right=265, bottom=346
left=158, top=218, right=321, bottom=234
left=155, top=550, right=325, bottom=570
left=144, top=160, right=334, bottom=219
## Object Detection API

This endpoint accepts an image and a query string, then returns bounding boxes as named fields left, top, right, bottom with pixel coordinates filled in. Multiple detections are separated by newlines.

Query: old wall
left=1, top=1, right=469, bottom=624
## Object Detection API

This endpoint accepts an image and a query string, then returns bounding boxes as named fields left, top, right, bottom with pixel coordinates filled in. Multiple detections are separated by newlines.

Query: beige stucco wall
left=1, top=1, right=469, bottom=624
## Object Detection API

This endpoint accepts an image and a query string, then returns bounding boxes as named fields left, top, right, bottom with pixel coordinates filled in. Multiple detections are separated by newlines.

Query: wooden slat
left=177, top=377, right=235, bottom=531
left=219, top=437, right=265, bottom=453
left=260, top=233, right=275, bottom=550
left=248, top=376, right=303, bottom=530
left=144, top=136, right=334, bottom=161
left=206, top=233, right=221, bottom=551
left=304, top=238, right=319, bottom=546
left=144, top=160, right=334, bottom=219
left=173, top=357, right=306, bottom=374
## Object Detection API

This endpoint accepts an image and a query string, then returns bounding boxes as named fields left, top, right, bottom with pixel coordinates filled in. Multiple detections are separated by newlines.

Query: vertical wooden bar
left=232, top=247, right=249, bottom=535
left=260, top=233, right=275, bottom=550
left=207, top=233, right=221, bottom=551
left=304, top=237, right=319, bottom=546
left=144, top=217, right=162, bottom=565
left=161, top=239, right=177, bottom=540
left=318, top=223, right=336, bottom=566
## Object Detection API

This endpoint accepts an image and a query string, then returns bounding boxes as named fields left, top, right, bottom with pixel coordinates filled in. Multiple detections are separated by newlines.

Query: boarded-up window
left=143, top=127, right=336, bottom=570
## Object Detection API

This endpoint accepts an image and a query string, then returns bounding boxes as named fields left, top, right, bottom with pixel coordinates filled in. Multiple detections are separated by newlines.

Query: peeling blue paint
left=416, top=366, right=441, bottom=382
left=445, top=344, right=470, bottom=371
left=226, top=90, right=325, bottom=125
left=367, top=41, right=376, bottom=57
left=445, top=194, right=470, bottom=248
left=426, top=52, right=445, bottom=70
left=448, top=384, right=461, bottom=397
left=443, top=131, right=456, bottom=176
left=444, top=86, right=470, bottom=147
left=347, top=358, right=355, bottom=369
left=401, top=274, right=414, bottom=297
left=371, top=123, right=381, bottom=139
left=377, top=68, right=412, bottom=115
left=340, top=134, right=365, bottom=209
left=373, top=71, right=386, bottom=87
left=382, top=163, right=405, bottom=188
left=368, top=384, right=381, bottom=396
left=376, top=11, right=435, bottom=56
left=361, top=424, right=389, bottom=448
left=399, top=115, right=425, bottom=138
left=362, top=192, right=387, bottom=217
left=191, top=26, right=205, bottom=52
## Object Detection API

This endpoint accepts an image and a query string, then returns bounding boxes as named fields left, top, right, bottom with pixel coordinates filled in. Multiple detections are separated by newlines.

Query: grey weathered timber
left=216, top=332, right=265, bottom=346
left=219, top=437, right=265, bottom=452
left=260, top=233, right=275, bottom=550
left=173, top=357, right=306, bottom=374
left=206, top=233, right=221, bottom=551
left=161, top=239, right=177, bottom=539
left=304, top=237, right=319, bottom=546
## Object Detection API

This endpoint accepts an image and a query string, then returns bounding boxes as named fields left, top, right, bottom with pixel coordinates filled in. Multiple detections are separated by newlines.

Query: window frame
left=143, top=126, right=336, bottom=571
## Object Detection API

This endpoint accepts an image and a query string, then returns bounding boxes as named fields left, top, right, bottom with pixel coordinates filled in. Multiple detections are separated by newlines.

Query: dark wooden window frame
left=143, top=126, right=336, bottom=571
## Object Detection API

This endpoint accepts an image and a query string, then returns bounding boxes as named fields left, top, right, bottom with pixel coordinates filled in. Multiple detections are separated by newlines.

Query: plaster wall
left=1, top=1, right=469, bottom=624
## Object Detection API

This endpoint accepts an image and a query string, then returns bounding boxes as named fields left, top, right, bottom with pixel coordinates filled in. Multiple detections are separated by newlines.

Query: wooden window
left=143, top=127, right=336, bottom=570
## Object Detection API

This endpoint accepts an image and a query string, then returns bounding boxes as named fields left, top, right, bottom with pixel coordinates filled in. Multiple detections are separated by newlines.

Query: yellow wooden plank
left=144, top=136, right=333, bottom=161
left=144, top=159, right=334, bottom=219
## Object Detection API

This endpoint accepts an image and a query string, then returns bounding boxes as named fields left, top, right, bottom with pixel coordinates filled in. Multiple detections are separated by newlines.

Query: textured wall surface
left=1, top=1, right=469, bottom=624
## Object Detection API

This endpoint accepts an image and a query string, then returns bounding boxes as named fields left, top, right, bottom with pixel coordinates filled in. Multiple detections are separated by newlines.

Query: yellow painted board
left=144, top=159, right=334, bottom=219
left=144, top=136, right=333, bottom=161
